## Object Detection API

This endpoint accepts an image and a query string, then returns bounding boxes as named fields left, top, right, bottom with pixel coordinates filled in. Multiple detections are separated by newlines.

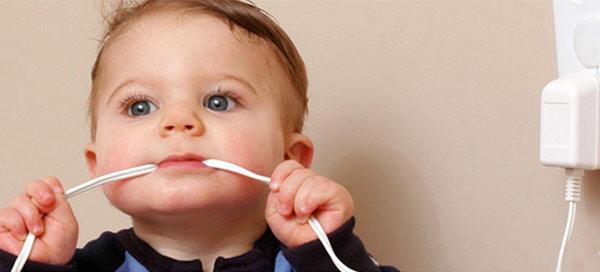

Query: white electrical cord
left=203, top=159, right=357, bottom=272
left=555, top=168, right=583, bottom=272
left=10, top=164, right=158, bottom=272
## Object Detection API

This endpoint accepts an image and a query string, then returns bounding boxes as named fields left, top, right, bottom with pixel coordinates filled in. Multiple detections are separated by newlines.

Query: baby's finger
left=0, top=208, right=27, bottom=240
left=41, top=176, right=64, bottom=195
left=270, top=160, right=304, bottom=191
left=294, top=177, right=332, bottom=223
left=11, top=195, right=44, bottom=236
left=276, top=169, right=314, bottom=216
left=25, top=180, right=57, bottom=213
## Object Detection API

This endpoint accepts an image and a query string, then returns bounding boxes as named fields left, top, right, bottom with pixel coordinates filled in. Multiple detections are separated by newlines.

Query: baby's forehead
left=100, top=10, right=291, bottom=92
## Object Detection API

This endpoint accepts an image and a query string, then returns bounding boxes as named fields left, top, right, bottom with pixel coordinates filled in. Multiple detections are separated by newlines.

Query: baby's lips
left=157, top=153, right=208, bottom=169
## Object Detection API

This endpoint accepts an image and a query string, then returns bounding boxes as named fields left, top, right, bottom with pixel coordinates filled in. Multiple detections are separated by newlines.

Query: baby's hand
left=266, top=160, right=353, bottom=248
left=0, top=177, right=78, bottom=265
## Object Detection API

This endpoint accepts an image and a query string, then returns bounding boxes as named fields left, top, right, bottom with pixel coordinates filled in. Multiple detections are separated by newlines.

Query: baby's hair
left=88, top=0, right=308, bottom=140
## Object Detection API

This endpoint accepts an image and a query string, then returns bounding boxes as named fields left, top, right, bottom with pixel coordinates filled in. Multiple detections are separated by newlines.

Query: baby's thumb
left=40, top=178, right=76, bottom=227
left=38, top=190, right=78, bottom=256
left=47, top=191, right=77, bottom=229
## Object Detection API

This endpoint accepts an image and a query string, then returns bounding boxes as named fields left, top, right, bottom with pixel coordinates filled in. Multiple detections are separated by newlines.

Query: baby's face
left=86, top=12, right=294, bottom=218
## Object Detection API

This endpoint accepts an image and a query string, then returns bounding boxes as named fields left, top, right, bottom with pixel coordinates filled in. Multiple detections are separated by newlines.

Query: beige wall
left=2, top=1, right=597, bottom=271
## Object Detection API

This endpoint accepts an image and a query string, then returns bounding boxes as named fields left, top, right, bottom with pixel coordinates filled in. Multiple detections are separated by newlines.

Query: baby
left=0, top=1, right=398, bottom=271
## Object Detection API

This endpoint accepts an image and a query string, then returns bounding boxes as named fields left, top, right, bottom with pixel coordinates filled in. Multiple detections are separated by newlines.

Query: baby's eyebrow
left=105, top=78, right=141, bottom=106
left=216, top=74, right=258, bottom=95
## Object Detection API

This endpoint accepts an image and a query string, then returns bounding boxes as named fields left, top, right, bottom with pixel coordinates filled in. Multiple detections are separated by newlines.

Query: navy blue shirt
left=0, top=218, right=399, bottom=271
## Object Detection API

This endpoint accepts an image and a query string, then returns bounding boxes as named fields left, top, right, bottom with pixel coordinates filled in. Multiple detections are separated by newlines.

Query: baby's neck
left=131, top=208, right=267, bottom=272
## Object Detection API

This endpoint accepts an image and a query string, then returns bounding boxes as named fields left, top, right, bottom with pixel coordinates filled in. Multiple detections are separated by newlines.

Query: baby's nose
left=160, top=111, right=204, bottom=137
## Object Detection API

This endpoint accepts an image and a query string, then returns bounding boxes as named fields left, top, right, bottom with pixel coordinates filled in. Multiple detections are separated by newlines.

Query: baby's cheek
left=96, top=141, right=138, bottom=175
left=222, top=132, right=284, bottom=176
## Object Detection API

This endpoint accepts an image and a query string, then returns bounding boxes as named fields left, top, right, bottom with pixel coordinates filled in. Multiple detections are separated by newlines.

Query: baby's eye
left=204, top=94, right=237, bottom=112
left=128, top=100, right=158, bottom=116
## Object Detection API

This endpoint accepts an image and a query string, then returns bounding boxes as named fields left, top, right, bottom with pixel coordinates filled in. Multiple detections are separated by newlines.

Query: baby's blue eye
left=129, top=100, right=157, bottom=116
left=205, top=95, right=237, bottom=112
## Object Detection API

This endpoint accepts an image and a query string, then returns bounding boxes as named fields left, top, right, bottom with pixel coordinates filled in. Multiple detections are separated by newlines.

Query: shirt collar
left=117, top=227, right=280, bottom=271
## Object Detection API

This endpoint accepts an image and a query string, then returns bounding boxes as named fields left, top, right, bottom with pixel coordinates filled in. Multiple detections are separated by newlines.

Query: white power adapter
left=540, top=71, right=600, bottom=272
left=540, top=72, right=600, bottom=169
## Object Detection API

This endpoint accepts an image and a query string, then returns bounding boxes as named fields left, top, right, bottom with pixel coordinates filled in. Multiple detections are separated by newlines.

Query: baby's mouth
left=158, top=153, right=209, bottom=170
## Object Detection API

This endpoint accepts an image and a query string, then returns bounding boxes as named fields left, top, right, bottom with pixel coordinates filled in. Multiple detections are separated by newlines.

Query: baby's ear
left=285, top=133, right=314, bottom=168
left=84, top=143, right=98, bottom=178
